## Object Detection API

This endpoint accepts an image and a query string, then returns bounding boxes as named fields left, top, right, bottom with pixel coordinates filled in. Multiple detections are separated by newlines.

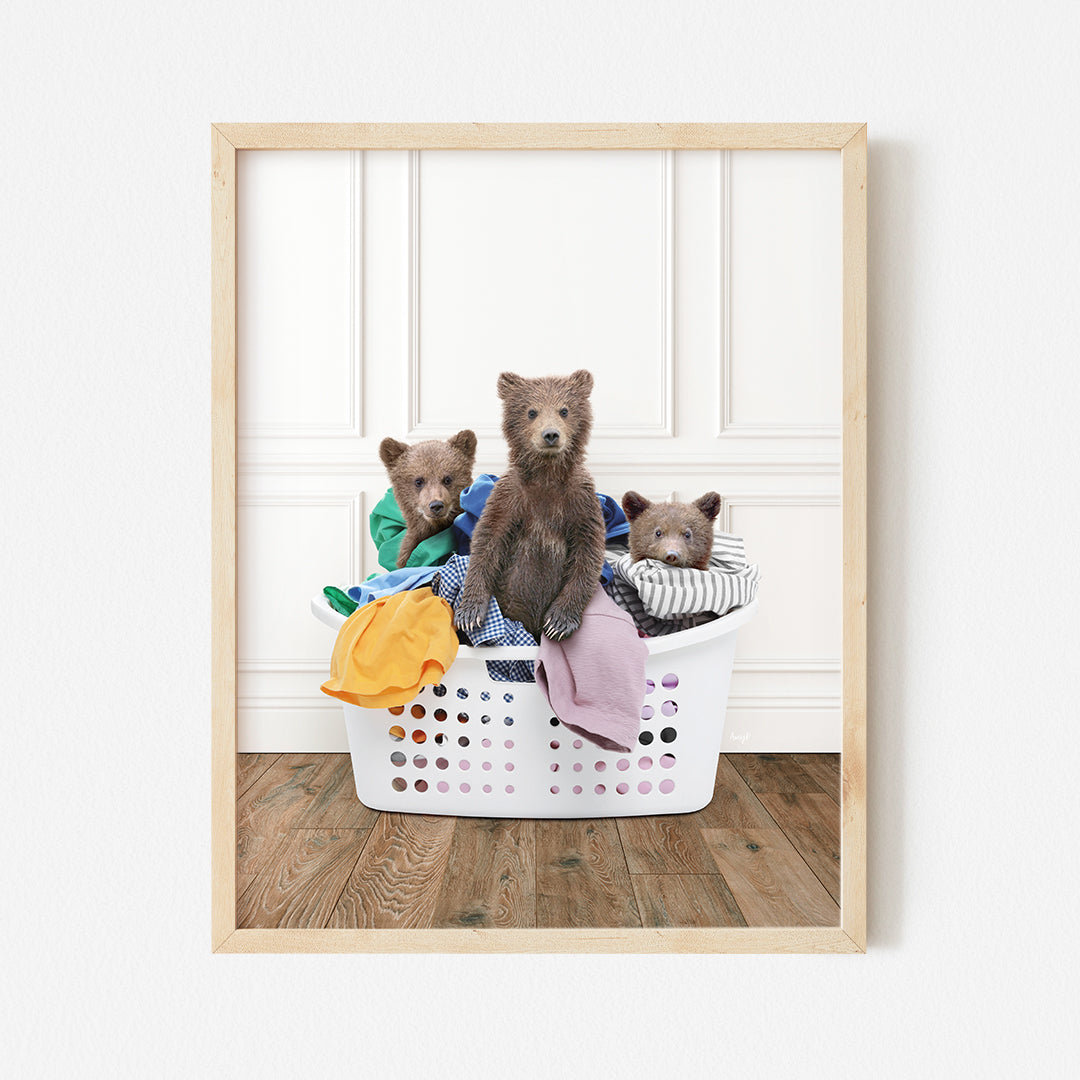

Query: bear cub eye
left=655, top=529, right=663, bottom=538
left=559, top=407, right=569, bottom=418
left=683, top=530, right=692, bottom=540
left=442, top=475, right=452, bottom=486
left=414, top=477, right=424, bottom=489
left=527, top=408, right=538, bottom=420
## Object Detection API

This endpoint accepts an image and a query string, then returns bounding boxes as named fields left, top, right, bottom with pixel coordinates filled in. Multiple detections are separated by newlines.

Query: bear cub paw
left=543, top=604, right=582, bottom=642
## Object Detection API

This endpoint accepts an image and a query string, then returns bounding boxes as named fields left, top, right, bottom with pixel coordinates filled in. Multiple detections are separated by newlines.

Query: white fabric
left=603, top=534, right=760, bottom=636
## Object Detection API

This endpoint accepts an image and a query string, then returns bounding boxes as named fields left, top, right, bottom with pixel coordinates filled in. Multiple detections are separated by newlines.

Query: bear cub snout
left=379, top=430, right=477, bottom=568
left=622, top=491, right=722, bottom=570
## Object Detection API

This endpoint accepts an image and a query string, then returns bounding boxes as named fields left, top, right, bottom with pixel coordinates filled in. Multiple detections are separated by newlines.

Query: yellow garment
left=320, top=587, right=458, bottom=709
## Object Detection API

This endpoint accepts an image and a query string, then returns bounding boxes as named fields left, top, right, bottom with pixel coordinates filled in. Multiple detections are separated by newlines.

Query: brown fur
left=456, top=370, right=605, bottom=641
left=622, top=491, right=722, bottom=570
left=379, top=430, right=477, bottom=568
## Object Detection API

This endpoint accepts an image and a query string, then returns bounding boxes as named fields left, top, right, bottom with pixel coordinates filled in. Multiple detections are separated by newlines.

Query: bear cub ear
left=621, top=490, right=652, bottom=521
left=379, top=437, right=409, bottom=469
left=448, top=429, right=477, bottom=463
left=568, top=368, right=594, bottom=396
left=695, top=491, right=722, bottom=522
left=497, top=372, right=525, bottom=400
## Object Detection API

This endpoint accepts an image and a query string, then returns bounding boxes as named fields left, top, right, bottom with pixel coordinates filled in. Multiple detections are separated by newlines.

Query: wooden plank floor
left=235, top=753, right=841, bottom=929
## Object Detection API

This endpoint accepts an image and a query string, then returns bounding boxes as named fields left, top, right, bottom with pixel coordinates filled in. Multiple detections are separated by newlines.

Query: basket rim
left=311, top=590, right=757, bottom=659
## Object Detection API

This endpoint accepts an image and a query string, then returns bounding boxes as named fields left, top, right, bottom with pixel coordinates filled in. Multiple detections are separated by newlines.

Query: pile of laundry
left=319, top=476, right=759, bottom=753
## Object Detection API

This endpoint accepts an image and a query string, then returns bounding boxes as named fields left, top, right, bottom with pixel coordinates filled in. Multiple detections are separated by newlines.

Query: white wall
left=3, top=2, right=1077, bottom=1078
left=237, top=147, right=842, bottom=753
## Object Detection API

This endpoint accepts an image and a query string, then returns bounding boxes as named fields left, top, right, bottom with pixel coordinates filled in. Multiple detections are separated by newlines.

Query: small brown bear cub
left=456, top=370, right=605, bottom=641
left=379, top=430, right=477, bottom=568
left=622, top=491, right=723, bottom=570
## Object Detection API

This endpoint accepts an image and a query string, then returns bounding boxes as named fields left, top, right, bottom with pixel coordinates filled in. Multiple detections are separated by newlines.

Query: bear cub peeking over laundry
left=379, top=430, right=477, bottom=569
left=622, top=490, right=722, bottom=570
left=456, top=370, right=605, bottom=642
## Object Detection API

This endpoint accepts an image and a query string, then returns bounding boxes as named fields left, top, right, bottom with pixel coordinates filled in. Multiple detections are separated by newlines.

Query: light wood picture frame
left=211, top=122, right=867, bottom=954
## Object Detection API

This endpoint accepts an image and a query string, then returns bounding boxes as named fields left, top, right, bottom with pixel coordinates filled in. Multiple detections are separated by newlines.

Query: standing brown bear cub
left=457, top=370, right=605, bottom=641
left=379, top=430, right=477, bottom=568
left=622, top=490, right=722, bottom=569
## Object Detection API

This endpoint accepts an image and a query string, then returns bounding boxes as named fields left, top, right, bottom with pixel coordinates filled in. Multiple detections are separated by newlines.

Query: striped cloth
left=602, top=533, right=760, bottom=636
left=431, top=554, right=537, bottom=683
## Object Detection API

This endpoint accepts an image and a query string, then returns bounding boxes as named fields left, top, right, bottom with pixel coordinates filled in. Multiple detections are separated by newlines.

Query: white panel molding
left=715, top=149, right=841, bottom=442
left=238, top=491, right=363, bottom=672
left=238, top=453, right=841, bottom=477
left=240, top=151, right=364, bottom=440
left=238, top=695, right=342, bottom=709
left=406, top=150, right=676, bottom=439
left=734, top=658, right=840, bottom=673
left=727, top=694, right=841, bottom=708
left=725, top=491, right=842, bottom=678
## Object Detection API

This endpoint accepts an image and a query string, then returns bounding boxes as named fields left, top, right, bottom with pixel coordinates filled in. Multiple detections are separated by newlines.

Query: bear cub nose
left=428, top=500, right=445, bottom=515
left=664, top=550, right=681, bottom=564
left=542, top=428, right=561, bottom=446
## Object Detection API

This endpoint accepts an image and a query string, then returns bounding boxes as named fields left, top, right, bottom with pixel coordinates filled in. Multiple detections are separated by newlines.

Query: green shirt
left=370, top=487, right=458, bottom=572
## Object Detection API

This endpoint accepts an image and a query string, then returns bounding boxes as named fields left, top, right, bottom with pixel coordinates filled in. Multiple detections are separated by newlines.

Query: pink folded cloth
left=535, top=586, right=649, bottom=753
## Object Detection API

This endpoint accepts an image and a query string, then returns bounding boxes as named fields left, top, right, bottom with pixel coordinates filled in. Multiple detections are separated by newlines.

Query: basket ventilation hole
left=594, top=761, right=606, bottom=772
left=391, top=777, right=407, bottom=791
left=505, top=785, right=515, bottom=794
left=661, top=700, right=678, bottom=717
left=432, top=684, right=447, bottom=698
left=660, top=754, right=676, bottom=769
left=458, top=735, right=470, bottom=747
left=388, top=725, right=405, bottom=742
left=616, top=758, right=630, bottom=771
left=459, top=759, right=471, bottom=771
left=415, top=779, right=428, bottom=792
left=437, top=781, right=449, bottom=793
left=503, top=692, right=514, bottom=703
left=573, top=785, right=583, bottom=794
left=503, top=716, right=514, bottom=726
left=616, top=783, right=629, bottom=795
left=639, top=756, right=653, bottom=770
left=434, top=733, right=447, bottom=745
left=550, top=785, right=560, bottom=794
left=659, top=779, right=675, bottom=794
left=660, top=727, right=677, bottom=743
left=481, top=738, right=492, bottom=748
left=460, top=782, right=471, bottom=793
left=549, top=717, right=560, bottom=727
left=481, top=715, right=492, bottom=724
left=483, top=784, right=492, bottom=793
left=457, top=712, right=469, bottom=723
left=641, top=705, right=654, bottom=721
left=661, top=673, right=679, bottom=689
left=482, top=761, right=492, bottom=771
left=594, top=784, right=606, bottom=795
left=390, top=752, right=406, bottom=767
left=456, top=687, right=468, bottom=699
left=411, top=730, right=426, bottom=744
left=411, top=704, right=425, bottom=719
left=644, top=679, right=655, bottom=695
left=639, top=731, right=654, bottom=746
left=480, top=691, right=491, bottom=701
left=504, top=739, right=514, bottom=749
left=388, top=705, right=405, bottom=716
left=638, top=781, right=652, bottom=794
left=550, top=740, right=560, bottom=749
left=434, top=709, right=447, bottom=722
left=436, top=758, right=449, bottom=770
left=412, top=755, right=427, bottom=768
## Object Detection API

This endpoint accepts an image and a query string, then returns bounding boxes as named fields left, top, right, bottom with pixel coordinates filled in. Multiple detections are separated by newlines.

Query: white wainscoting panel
left=237, top=150, right=361, bottom=438
left=410, top=150, right=672, bottom=438
left=724, top=150, right=841, bottom=435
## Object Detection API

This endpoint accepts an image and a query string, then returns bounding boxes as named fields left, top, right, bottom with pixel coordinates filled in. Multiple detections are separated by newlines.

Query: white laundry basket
left=311, top=592, right=757, bottom=819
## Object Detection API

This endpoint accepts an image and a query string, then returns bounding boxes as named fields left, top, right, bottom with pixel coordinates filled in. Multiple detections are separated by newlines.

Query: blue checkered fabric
left=431, top=555, right=537, bottom=682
